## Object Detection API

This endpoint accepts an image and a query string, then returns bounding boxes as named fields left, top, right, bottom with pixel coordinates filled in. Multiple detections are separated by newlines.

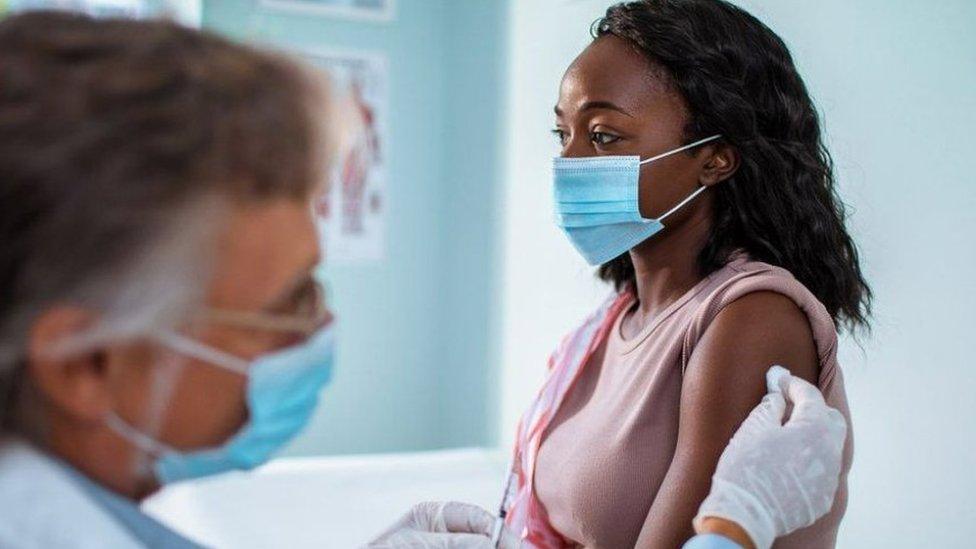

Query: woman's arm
left=634, top=291, right=819, bottom=549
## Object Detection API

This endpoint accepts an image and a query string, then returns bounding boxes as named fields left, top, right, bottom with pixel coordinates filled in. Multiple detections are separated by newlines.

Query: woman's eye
left=590, top=131, right=620, bottom=146
left=551, top=128, right=568, bottom=145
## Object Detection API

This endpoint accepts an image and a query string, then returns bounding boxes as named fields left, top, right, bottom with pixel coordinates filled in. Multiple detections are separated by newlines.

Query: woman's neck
left=628, top=206, right=713, bottom=321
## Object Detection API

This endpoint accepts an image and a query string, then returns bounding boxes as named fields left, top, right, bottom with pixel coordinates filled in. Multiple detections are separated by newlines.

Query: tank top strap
left=680, top=260, right=840, bottom=387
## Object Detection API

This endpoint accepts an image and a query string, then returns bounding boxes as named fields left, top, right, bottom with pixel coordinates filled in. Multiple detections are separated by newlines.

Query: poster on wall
left=3, top=0, right=201, bottom=26
left=305, top=50, right=388, bottom=265
left=262, top=0, right=394, bottom=22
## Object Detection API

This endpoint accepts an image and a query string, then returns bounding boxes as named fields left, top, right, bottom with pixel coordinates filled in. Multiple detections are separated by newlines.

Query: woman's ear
left=26, top=308, right=112, bottom=425
left=700, top=143, right=740, bottom=187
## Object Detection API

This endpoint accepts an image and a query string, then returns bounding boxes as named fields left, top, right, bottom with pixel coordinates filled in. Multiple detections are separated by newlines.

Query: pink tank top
left=506, top=256, right=854, bottom=548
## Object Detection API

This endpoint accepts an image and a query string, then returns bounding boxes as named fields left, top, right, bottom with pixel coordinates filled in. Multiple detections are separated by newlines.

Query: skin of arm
left=633, top=291, right=819, bottom=549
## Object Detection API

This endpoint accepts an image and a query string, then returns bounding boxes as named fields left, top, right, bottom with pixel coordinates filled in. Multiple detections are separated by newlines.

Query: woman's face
left=555, top=36, right=726, bottom=228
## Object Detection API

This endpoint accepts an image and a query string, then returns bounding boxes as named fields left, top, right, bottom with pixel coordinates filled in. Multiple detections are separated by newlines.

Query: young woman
left=504, top=1, right=870, bottom=548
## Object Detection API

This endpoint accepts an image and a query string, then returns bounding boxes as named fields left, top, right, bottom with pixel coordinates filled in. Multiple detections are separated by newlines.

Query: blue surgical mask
left=553, top=134, right=722, bottom=265
left=107, top=324, right=335, bottom=484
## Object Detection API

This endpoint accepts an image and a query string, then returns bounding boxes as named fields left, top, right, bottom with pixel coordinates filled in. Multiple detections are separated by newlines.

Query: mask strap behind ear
left=655, top=185, right=709, bottom=223
left=639, top=134, right=723, bottom=165
left=105, top=412, right=176, bottom=458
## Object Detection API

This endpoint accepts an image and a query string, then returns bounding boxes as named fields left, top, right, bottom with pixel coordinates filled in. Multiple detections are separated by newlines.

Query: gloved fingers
left=411, top=501, right=449, bottom=532
left=366, top=503, right=496, bottom=548
left=423, top=532, right=495, bottom=548
left=779, top=373, right=835, bottom=429
left=765, top=365, right=792, bottom=394
left=440, top=502, right=496, bottom=536
left=783, top=374, right=827, bottom=414
left=782, top=388, right=846, bottom=456
left=741, top=391, right=788, bottom=432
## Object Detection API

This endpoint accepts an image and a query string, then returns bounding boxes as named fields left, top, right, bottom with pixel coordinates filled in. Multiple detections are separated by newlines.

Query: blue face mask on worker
left=553, top=134, right=722, bottom=265
left=106, top=324, right=335, bottom=484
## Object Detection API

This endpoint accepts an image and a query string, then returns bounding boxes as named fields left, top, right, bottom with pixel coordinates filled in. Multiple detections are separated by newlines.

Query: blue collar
left=59, top=462, right=204, bottom=549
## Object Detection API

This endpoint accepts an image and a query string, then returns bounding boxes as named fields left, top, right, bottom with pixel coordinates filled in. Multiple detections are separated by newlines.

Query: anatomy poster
left=305, top=50, right=387, bottom=264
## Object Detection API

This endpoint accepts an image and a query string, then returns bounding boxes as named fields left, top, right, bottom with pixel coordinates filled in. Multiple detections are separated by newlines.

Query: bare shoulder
left=691, top=290, right=819, bottom=386
left=677, top=289, right=819, bottom=448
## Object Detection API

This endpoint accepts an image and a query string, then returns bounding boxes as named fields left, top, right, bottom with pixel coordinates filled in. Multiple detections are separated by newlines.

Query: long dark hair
left=594, top=0, right=871, bottom=332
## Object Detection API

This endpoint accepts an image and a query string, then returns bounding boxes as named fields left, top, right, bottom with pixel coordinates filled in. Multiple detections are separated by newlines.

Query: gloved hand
left=693, top=366, right=848, bottom=549
left=367, top=501, right=518, bottom=548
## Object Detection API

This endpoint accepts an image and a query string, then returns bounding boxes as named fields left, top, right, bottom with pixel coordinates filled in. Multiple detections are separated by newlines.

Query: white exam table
left=143, top=448, right=508, bottom=548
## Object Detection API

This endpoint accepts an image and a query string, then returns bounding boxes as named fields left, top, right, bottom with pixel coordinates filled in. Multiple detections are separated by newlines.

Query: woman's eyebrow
left=581, top=100, right=633, bottom=117
left=554, top=101, right=634, bottom=118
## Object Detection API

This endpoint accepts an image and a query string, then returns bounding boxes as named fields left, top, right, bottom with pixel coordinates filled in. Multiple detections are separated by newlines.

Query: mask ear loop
left=638, top=134, right=722, bottom=165
left=153, top=331, right=250, bottom=376
left=104, top=333, right=251, bottom=475
left=105, top=412, right=177, bottom=459
left=654, top=185, right=710, bottom=223
left=637, top=134, right=722, bottom=223
left=142, top=349, right=184, bottom=441
left=103, top=348, right=186, bottom=475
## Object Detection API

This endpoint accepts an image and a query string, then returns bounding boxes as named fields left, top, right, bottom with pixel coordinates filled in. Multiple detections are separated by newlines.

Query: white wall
left=497, top=1, right=976, bottom=546
left=497, top=0, right=613, bottom=449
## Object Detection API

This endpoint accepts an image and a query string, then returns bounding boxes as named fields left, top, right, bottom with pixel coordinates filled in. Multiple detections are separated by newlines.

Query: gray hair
left=0, top=12, right=334, bottom=429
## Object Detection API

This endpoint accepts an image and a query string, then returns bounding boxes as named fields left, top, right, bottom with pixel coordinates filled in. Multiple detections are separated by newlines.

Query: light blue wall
left=202, top=0, right=506, bottom=455
left=439, top=0, right=507, bottom=448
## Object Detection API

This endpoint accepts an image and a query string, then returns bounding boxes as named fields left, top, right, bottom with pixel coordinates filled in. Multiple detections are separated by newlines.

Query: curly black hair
left=593, top=0, right=871, bottom=332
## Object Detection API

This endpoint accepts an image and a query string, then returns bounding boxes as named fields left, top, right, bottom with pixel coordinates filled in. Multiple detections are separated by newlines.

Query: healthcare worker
left=0, top=11, right=846, bottom=549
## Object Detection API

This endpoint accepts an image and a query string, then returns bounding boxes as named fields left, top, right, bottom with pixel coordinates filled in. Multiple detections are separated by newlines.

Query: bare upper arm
left=634, top=291, right=818, bottom=548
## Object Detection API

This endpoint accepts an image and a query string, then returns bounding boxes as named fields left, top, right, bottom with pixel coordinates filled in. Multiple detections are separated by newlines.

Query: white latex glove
left=693, top=366, right=848, bottom=549
left=367, top=501, right=517, bottom=548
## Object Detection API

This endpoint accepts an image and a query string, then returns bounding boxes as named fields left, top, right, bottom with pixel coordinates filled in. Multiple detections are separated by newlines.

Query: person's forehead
left=558, top=36, right=667, bottom=114
left=205, top=201, right=319, bottom=312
